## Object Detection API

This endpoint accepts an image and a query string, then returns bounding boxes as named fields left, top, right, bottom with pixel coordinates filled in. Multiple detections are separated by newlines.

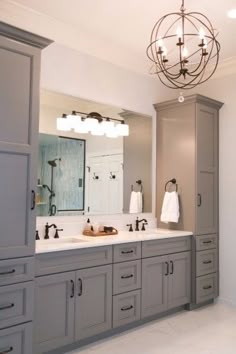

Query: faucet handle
left=54, top=228, right=63, bottom=239
left=35, top=230, right=40, bottom=240
left=126, top=224, right=133, bottom=232
left=141, top=222, right=148, bottom=231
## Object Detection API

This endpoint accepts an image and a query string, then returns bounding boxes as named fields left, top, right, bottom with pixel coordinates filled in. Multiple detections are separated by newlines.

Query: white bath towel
left=129, top=191, right=143, bottom=213
left=160, top=191, right=179, bottom=223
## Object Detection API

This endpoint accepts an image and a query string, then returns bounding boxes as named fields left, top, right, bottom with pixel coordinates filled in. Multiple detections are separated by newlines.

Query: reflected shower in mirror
left=37, top=90, right=152, bottom=216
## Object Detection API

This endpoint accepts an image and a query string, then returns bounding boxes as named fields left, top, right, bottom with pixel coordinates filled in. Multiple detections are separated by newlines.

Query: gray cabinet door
left=196, top=103, right=218, bottom=235
left=141, top=255, right=168, bottom=318
left=0, top=35, right=40, bottom=259
left=34, top=272, right=75, bottom=354
left=168, top=252, right=191, bottom=309
left=75, top=265, right=112, bottom=341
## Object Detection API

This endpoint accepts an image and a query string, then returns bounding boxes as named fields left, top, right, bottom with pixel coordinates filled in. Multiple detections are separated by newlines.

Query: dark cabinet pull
left=170, top=261, right=174, bottom=274
left=121, top=305, right=133, bottom=311
left=197, top=193, right=202, bottom=207
left=0, top=303, right=14, bottom=311
left=78, top=278, right=83, bottom=296
left=0, top=347, right=13, bottom=354
left=164, top=262, right=169, bottom=276
left=0, top=269, right=15, bottom=276
left=203, top=240, right=212, bottom=244
left=203, top=260, right=212, bottom=264
left=121, top=250, right=134, bottom=254
left=31, top=190, right=36, bottom=210
left=203, top=285, right=212, bottom=290
left=121, top=274, right=134, bottom=279
left=70, top=280, right=75, bottom=298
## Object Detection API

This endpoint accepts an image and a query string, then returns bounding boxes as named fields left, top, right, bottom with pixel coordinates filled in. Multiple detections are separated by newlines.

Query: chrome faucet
left=135, top=217, right=148, bottom=231
left=44, top=222, right=57, bottom=239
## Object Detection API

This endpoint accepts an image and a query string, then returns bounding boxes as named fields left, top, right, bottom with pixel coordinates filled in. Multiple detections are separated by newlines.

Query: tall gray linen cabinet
left=0, top=22, right=51, bottom=353
left=155, top=94, right=223, bottom=307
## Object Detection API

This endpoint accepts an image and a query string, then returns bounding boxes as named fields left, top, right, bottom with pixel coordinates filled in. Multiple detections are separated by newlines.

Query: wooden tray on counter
left=82, top=229, right=118, bottom=237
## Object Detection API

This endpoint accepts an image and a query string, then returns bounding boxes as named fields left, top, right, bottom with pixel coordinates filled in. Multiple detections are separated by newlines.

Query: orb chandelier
left=146, top=0, right=220, bottom=90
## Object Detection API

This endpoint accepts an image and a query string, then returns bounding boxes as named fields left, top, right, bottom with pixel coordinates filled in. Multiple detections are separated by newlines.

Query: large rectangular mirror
left=37, top=90, right=152, bottom=216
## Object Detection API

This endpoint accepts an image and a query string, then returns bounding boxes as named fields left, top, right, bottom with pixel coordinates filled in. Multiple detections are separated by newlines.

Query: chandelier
left=146, top=0, right=220, bottom=89
left=57, top=111, right=129, bottom=138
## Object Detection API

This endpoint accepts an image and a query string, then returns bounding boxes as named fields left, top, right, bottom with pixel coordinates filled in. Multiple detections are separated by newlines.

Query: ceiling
left=1, top=0, right=236, bottom=75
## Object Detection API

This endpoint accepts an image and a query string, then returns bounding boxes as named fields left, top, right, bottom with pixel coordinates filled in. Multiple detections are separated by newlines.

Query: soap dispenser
left=84, top=218, right=91, bottom=231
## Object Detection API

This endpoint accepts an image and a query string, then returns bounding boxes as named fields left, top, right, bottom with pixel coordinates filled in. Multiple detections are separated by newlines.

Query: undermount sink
left=37, top=237, right=88, bottom=245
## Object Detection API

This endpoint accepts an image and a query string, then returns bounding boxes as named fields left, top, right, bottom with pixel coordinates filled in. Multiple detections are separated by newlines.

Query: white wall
left=41, top=43, right=174, bottom=116
left=195, top=73, right=236, bottom=306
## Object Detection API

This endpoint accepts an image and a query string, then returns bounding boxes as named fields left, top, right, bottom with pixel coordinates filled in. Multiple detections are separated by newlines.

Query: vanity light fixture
left=146, top=0, right=220, bottom=89
left=56, top=111, right=129, bottom=138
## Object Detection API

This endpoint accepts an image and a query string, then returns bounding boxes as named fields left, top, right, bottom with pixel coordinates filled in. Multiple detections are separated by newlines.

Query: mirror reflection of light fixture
left=56, top=114, right=71, bottom=131
left=146, top=0, right=220, bottom=89
left=56, top=111, right=129, bottom=138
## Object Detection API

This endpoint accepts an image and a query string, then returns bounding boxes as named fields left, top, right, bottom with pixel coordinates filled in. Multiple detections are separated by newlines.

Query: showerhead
left=48, top=158, right=61, bottom=167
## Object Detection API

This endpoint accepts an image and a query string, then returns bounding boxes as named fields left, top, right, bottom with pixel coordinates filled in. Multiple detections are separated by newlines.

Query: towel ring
left=165, top=178, right=178, bottom=192
left=131, top=180, right=143, bottom=192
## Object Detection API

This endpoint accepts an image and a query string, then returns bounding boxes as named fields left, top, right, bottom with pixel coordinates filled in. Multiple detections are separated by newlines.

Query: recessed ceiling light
left=227, top=9, right=236, bottom=18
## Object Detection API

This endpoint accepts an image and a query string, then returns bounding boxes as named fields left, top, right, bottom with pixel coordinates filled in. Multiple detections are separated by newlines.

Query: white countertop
left=36, top=228, right=192, bottom=254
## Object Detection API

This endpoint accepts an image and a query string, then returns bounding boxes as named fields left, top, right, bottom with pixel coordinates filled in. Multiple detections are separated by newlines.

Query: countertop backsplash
left=36, top=213, right=157, bottom=240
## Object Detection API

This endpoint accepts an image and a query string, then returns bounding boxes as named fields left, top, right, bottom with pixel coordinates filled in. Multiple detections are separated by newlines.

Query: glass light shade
left=106, top=125, right=119, bottom=138
left=74, top=120, right=89, bottom=134
left=85, top=117, right=99, bottom=132
left=116, top=122, right=129, bottom=136
left=57, top=117, right=71, bottom=131
left=67, top=114, right=81, bottom=129
left=91, top=123, right=105, bottom=136
left=101, top=120, right=114, bottom=134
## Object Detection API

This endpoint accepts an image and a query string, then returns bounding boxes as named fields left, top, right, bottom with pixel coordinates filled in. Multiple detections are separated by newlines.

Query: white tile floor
left=68, top=303, right=236, bottom=354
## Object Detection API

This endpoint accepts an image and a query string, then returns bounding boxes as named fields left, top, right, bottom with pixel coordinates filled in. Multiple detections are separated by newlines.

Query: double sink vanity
left=33, top=229, right=192, bottom=353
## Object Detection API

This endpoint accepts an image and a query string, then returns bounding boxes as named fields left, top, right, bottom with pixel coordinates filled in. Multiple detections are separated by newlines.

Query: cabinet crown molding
left=0, top=21, right=53, bottom=49
left=154, top=94, right=224, bottom=112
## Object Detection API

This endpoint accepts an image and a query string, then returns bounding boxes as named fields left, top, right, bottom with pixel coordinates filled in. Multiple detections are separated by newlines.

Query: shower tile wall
left=38, top=137, right=85, bottom=216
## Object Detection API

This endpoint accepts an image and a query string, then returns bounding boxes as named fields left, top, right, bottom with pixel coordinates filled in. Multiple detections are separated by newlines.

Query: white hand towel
left=129, top=191, right=143, bottom=214
left=160, top=191, right=180, bottom=223
left=137, top=191, right=143, bottom=213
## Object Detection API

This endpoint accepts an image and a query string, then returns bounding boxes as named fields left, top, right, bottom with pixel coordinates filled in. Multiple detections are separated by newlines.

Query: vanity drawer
left=36, top=246, right=112, bottom=276
left=196, top=273, right=218, bottom=304
left=0, top=281, right=33, bottom=330
left=0, top=322, right=32, bottom=354
left=196, top=234, right=217, bottom=251
left=142, top=236, right=191, bottom=258
left=113, top=260, right=141, bottom=295
left=113, top=243, right=141, bottom=263
left=196, top=249, right=217, bottom=277
left=113, top=290, right=141, bottom=328
left=0, top=257, right=34, bottom=286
